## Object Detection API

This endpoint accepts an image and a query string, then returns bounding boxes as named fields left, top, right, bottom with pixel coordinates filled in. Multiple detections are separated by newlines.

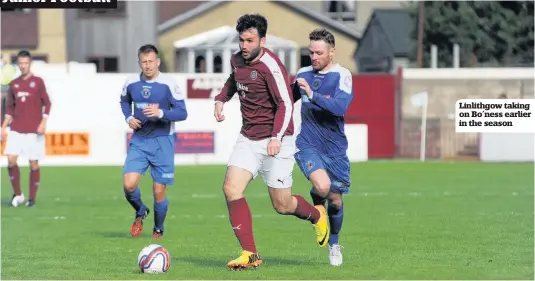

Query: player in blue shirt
left=120, top=44, right=188, bottom=239
left=292, top=29, right=353, bottom=266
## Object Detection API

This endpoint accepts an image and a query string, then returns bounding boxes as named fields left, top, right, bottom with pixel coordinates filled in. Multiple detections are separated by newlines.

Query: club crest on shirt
left=141, top=87, right=151, bottom=99
left=250, top=70, right=258, bottom=81
left=29, top=81, right=35, bottom=88
left=312, top=78, right=322, bottom=90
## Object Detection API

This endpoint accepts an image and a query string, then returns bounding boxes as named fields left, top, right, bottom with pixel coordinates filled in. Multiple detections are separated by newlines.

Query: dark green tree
left=407, top=1, right=534, bottom=67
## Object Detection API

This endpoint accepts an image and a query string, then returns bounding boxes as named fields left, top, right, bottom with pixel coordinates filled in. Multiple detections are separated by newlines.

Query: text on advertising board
left=1, top=133, right=90, bottom=156
left=126, top=132, right=215, bottom=154
left=187, top=77, right=229, bottom=99
left=46, top=133, right=90, bottom=156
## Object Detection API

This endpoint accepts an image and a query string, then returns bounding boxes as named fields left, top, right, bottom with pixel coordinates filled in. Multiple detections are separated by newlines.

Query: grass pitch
left=1, top=162, right=533, bottom=280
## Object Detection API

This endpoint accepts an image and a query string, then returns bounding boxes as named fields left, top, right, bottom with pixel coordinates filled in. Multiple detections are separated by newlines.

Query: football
left=137, top=244, right=170, bottom=273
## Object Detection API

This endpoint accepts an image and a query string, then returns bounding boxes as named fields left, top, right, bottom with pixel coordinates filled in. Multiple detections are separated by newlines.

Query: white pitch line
left=2, top=213, right=282, bottom=221
left=4, top=210, right=533, bottom=222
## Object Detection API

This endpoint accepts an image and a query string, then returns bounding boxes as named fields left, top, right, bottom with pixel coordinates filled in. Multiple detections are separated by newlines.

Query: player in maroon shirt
left=213, top=14, right=329, bottom=270
left=1, top=50, right=51, bottom=208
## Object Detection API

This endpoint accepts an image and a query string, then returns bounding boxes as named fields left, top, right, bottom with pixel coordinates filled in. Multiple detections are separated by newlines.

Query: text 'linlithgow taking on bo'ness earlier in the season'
left=455, top=99, right=535, bottom=133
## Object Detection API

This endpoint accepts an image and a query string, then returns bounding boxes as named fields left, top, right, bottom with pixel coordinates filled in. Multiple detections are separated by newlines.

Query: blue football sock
left=310, top=188, right=327, bottom=206
left=124, top=187, right=146, bottom=217
left=328, top=202, right=344, bottom=245
left=154, top=197, right=169, bottom=232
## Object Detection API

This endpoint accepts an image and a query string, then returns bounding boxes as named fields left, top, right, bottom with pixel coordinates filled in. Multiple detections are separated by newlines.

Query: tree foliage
left=407, top=1, right=534, bottom=67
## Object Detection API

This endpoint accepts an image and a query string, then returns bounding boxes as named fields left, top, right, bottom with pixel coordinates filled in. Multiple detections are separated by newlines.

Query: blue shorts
left=123, top=134, right=175, bottom=185
left=294, top=149, right=351, bottom=194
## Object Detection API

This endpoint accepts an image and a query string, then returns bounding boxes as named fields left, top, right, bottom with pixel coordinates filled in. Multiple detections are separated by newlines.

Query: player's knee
left=7, top=156, right=17, bottom=167
left=312, top=180, right=331, bottom=197
left=222, top=166, right=251, bottom=201
left=310, top=171, right=331, bottom=197
left=123, top=173, right=140, bottom=192
left=223, top=182, right=242, bottom=201
left=29, top=160, right=39, bottom=170
left=222, top=174, right=248, bottom=201
left=153, top=183, right=166, bottom=202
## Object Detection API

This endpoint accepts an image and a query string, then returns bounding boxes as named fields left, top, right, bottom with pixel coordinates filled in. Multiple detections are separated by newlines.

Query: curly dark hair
left=309, top=28, right=335, bottom=47
left=236, top=14, right=268, bottom=38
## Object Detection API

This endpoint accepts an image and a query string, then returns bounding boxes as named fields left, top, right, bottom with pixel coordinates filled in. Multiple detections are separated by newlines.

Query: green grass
left=1, top=162, right=533, bottom=280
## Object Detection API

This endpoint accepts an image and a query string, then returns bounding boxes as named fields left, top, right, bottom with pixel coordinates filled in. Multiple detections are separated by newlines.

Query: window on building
left=326, top=0, right=356, bottom=22
left=195, top=55, right=206, bottom=73
left=300, top=48, right=312, bottom=68
left=78, top=2, right=127, bottom=18
left=87, top=56, right=119, bottom=73
left=213, top=55, right=223, bottom=73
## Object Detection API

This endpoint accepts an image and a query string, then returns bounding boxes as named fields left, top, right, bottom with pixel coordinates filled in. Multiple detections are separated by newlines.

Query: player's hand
left=267, top=138, right=281, bottom=156
left=214, top=102, right=225, bottom=122
left=143, top=105, right=161, bottom=118
left=296, top=78, right=313, bottom=98
left=128, top=118, right=142, bottom=130
left=36, top=122, right=46, bottom=135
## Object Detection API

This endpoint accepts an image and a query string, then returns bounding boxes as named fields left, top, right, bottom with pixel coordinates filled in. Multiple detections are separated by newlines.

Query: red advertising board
left=289, top=74, right=397, bottom=158
left=187, top=73, right=397, bottom=159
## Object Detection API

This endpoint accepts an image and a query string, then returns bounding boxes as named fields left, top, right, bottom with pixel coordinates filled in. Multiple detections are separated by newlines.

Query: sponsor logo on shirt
left=134, top=103, right=159, bottom=109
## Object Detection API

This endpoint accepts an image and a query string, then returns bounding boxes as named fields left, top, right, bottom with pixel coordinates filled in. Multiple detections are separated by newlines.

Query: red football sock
left=29, top=169, right=40, bottom=201
left=292, top=195, right=321, bottom=224
left=227, top=197, right=257, bottom=253
left=8, top=165, right=21, bottom=196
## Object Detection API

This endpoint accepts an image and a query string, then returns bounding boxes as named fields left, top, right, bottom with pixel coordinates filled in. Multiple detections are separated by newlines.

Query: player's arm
left=265, top=68, right=293, bottom=141
left=159, top=82, right=187, bottom=122
left=2, top=86, right=15, bottom=129
left=38, top=78, right=51, bottom=120
left=310, top=71, right=353, bottom=117
left=119, top=80, right=134, bottom=123
left=214, top=64, right=237, bottom=104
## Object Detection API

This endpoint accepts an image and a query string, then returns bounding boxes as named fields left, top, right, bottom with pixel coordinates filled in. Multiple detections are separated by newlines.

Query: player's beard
left=313, top=58, right=331, bottom=72
left=243, top=45, right=262, bottom=63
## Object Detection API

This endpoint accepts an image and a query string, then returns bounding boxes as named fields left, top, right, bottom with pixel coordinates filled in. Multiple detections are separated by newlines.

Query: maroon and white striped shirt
left=215, top=48, right=294, bottom=141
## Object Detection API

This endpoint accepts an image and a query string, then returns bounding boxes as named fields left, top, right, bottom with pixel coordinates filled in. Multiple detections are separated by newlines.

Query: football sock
left=154, top=197, right=168, bottom=232
left=124, top=187, right=146, bottom=216
left=29, top=169, right=40, bottom=201
left=292, top=195, right=321, bottom=224
left=227, top=197, right=257, bottom=253
left=8, top=165, right=21, bottom=196
left=310, top=188, right=327, bottom=206
left=328, top=202, right=344, bottom=245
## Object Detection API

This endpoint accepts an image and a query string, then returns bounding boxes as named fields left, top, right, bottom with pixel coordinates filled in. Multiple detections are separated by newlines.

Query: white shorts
left=4, top=131, right=45, bottom=160
left=228, top=134, right=296, bottom=188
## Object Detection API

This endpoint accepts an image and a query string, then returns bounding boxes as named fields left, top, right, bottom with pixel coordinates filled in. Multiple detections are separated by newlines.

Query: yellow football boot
left=227, top=250, right=262, bottom=271
left=312, top=205, right=330, bottom=247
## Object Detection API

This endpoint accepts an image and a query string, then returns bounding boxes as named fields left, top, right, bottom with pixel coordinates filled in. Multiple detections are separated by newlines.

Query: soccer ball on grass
left=137, top=244, right=170, bottom=273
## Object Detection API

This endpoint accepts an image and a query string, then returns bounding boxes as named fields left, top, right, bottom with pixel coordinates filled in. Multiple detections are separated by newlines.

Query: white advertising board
left=1, top=73, right=368, bottom=167
left=479, top=133, right=534, bottom=162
